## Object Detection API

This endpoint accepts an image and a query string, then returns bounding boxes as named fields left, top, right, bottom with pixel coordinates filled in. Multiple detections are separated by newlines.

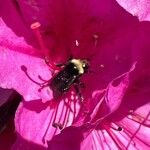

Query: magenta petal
left=48, top=126, right=83, bottom=150
left=108, top=103, right=150, bottom=149
left=0, top=19, right=52, bottom=102
left=12, top=135, right=46, bottom=150
left=14, top=98, right=80, bottom=147
left=117, top=106, right=150, bottom=149
left=1, top=0, right=150, bottom=149
left=14, top=0, right=52, bottom=26
left=104, top=62, right=136, bottom=113
left=116, top=0, right=150, bottom=21
left=80, top=103, right=150, bottom=150
left=75, top=63, right=136, bottom=127
left=15, top=101, right=58, bottom=148
left=80, top=133, right=93, bottom=150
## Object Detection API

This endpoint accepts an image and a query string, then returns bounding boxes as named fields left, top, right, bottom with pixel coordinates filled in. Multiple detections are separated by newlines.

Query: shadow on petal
left=23, top=99, right=50, bottom=113
left=108, top=66, right=150, bottom=122
left=12, top=134, right=46, bottom=150
left=48, top=126, right=84, bottom=150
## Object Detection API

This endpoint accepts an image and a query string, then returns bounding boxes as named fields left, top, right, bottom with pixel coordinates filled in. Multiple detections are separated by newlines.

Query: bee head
left=70, top=59, right=89, bottom=74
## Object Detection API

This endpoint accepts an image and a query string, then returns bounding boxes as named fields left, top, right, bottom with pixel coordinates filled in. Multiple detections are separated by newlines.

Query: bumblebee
left=50, top=59, right=89, bottom=100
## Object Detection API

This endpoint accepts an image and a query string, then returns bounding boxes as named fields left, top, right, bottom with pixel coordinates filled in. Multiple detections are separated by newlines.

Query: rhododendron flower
left=0, top=0, right=150, bottom=150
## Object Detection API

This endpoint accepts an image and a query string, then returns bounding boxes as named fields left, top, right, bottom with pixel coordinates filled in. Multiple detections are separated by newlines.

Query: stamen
left=52, top=102, right=65, bottom=130
left=75, top=40, right=79, bottom=47
left=30, top=22, right=59, bottom=71
left=21, top=65, right=50, bottom=91
left=73, top=99, right=77, bottom=120
left=101, top=130, right=112, bottom=149
left=110, top=122, right=123, bottom=131
left=117, top=126, right=123, bottom=131
left=30, top=22, right=48, bottom=56
left=100, top=64, right=104, bottom=68
left=21, top=65, right=42, bottom=86
left=51, top=98, right=75, bottom=130
left=95, top=131, right=104, bottom=149
left=63, top=99, right=71, bottom=128
left=128, top=110, right=146, bottom=123
left=93, top=34, right=99, bottom=47
left=104, top=127, right=126, bottom=149
left=52, top=122, right=63, bottom=130
left=52, top=104, right=59, bottom=129
left=128, top=111, right=150, bottom=128
left=42, top=109, right=56, bottom=143
left=121, top=121, right=150, bottom=148
left=115, top=55, right=119, bottom=61
left=30, top=22, right=41, bottom=29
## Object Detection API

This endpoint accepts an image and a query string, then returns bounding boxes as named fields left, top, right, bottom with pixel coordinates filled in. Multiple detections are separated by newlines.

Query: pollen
left=93, top=34, right=99, bottom=46
left=75, top=40, right=79, bottom=47
left=100, top=64, right=104, bottom=68
left=30, top=22, right=41, bottom=29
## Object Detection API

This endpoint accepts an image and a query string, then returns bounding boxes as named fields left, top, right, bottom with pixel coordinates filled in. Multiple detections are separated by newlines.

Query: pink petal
left=0, top=18, right=52, bottom=102
left=0, top=0, right=144, bottom=103
left=116, top=0, right=150, bottom=21
left=14, top=98, right=80, bottom=148
left=73, top=63, right=136, bottom=127
left=108, top=104, right=150, bottom=149
left=80, top=102, right=150, bottom=150
left=1, top=1, right=150, bottom=149
left=103, top=62, right=136, bottom=114
left=48, top=126, right=84, bottom=150
left=12, top=135, right=46, bottom=150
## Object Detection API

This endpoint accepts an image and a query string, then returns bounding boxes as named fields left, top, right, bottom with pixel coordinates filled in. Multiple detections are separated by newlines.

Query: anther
left=117, top=126, right=123, bottom=131
left=30, top=22, right=47, bottom=52
left=93, top=34, right=99, bottom=46
left=75, top=40, right=79, bottom=47
left=30, top=22, right=41, bottom=29
left=93, top=34, right=99, bottom=39
left=100, top=64, right=104, bottom=68
left=128, top=110, right=144, bottom=123
left=21, top=65, right=42, bottom=86
left=52, top=122, right=63, bottom=130
left=111, top=123, right=123, bottom=132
